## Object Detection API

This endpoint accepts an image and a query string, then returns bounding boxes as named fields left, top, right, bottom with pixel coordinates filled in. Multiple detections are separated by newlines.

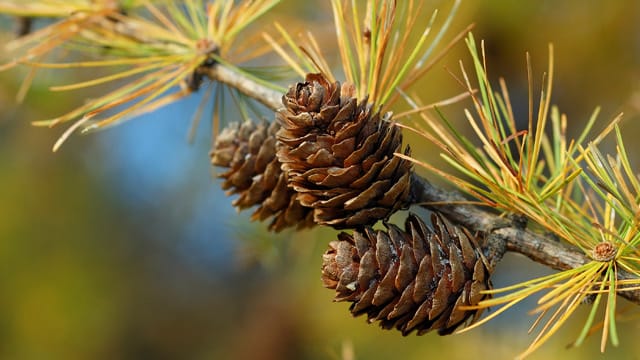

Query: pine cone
left=211, top=120, right=315, bottom=232
left=276, top=73, right=412, bottom=229
left=321, top=213, right=492, bottom=335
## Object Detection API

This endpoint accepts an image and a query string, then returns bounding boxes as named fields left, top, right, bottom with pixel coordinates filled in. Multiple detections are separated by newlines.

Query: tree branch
left=207, top=64, right=282, bottom=111
left=207, top=63, right=640, bottom=306
left=410, top=173, right=640, bottom=305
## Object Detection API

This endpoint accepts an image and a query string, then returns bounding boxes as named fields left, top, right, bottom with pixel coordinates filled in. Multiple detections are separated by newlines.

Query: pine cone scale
left=372, top=261, right=399, bottom=306
left=331, top=137, right=356, bottom=158
left=345, top=208, right=392, bottom=227
left=316, top=166, right=362, bottom=187
left=449, top=244, right=467, bottom=293
left=388, top=281, right=416, bottom=319
left=429, top=266, right=452, bottom=319
left=379, top=172, right=412, bottom=207
left=395, top=243, right=418, bottom=290
left=349, top=159, right=386, bottom=188
left=343, top=180, right=390, bottom=210
left=377, top=153, right=403, bottom=179
left=412, top=254, right=434, bottom=303
left=374, top=231, right=394, bottom=273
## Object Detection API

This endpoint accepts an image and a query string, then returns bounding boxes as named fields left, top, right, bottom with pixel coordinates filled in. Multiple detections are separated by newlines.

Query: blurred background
left=1, top=1, right=640, bottom=359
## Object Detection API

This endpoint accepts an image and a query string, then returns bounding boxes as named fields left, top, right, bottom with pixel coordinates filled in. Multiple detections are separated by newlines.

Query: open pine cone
left=211, top=119, right=315, bottom=232
left=276, top=73, right=412, bottom=229
left=321, top=212, right=492, bottom=335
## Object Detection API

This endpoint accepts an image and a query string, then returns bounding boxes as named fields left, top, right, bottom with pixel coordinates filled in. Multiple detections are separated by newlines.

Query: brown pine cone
left=211, top=119, right=315, bottom=232
left=276, top=73, right=412, bottom=229
left=321, top=213, right=492, bottom=335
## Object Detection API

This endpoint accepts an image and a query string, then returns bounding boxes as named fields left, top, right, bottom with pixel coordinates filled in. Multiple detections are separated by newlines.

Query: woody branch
left=205, top=62, right=640, bottom=306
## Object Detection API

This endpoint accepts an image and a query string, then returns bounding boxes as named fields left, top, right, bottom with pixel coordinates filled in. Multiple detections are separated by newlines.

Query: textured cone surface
left=276, top=73, right=412, bottom=229
left=211, top=120, right=314, bottom=232
left=321, top=213, right=492, bottom=335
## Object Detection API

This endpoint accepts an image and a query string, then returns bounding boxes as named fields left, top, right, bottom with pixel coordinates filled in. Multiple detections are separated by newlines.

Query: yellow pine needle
left=615, top=128, right=640, bottom=198
left=527, top=306, right=551, bottom=335
left=402, top=31, right=640, bottom=360
left=2, top=21, right=80, bottom=68
left=226, top=0, right=280, bottom=44
left=0, top=5, right=72, bottom=17
left=394, top=91, right=473, bottom=119
left=617, top=261, right=640, bottom=277
left=379, top=0, right=417, bottom=91
left=273, top=22, right=318, bottom=74
left=205, top=0, right=279, bottom=51
left=379, top=18, right=432, bottom=105
left=349, top=0, right=365, bottom=90
left=538, top=168, right=582, bottom=202
left=82, top=62, right=197, bottom=129
left=15, top=63, right=38, bottom=103
left=423, top=114, right=488, bottom=175
left=410, top=33, right=629, bottom=256
left=207, top=0, right=226, bottom=40
left=230, top=32, right=276, bottom=64
left=262, top=32, right=306, bottom=78
left=470, top=284, right=548, bottom=308
left=304, top=32, right=334, bottom=79
left=23, top=56, right=188, bottom=68
left=215, top=1, right=236, bottom=43
left=480, top=270, right=584, bottom=296
left=52, top=116, right=90, bottom=152
left=33, top=60, right=192, bottom=128
left=3, top=2, right=121, bottom=55
left=608, top=156, right=639, bottom=216
left=531, top=294, right=576, bottom=341
left=606, top=265, right=619, bottom=349
left=575, top=280, right=607, bottom=348
left=210, top=81, right=223, bottom=140
left=291, top=49, right=322, bottom=82
left=0, top=0, right=116, bottom=17
left=533, top=265, right=602, bottom=314
left=272, top=0, right=459, bottom=112
left=391, top=22, right=473, bottom=105
left=48, top=60, right=178, bottom=91
left=187, top=81, right=214, bottom=143
left=498, top=77, right=516, bottom=136
left=185, top=1, right=206, bottom=37
left=455, top=298, right=521, bottom=334
left=465, top=110, right=512, bottom=177
left=525, top=45, right=554, bottom=190
left=367, top=0, right=394, bottom=103
left=518, top=290, right=583, bottom=359
left=205, top=1, right=216, bottom=36
left=110, top=87, right=192, bottom=127
left=330, top=0, right=357, bottom=91
left=143, top=0, right=185, bottom=41
left=103, top=12, right=192, bottom=46
left=600, top=278, right=613, bottom=352
left=3, top=0, right=281, bottom=151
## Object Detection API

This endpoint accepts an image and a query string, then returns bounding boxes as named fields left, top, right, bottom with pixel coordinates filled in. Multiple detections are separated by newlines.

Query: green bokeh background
left=1, top=1, right=640, bottom=359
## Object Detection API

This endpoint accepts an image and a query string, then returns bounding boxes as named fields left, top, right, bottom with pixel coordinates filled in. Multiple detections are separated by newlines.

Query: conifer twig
left=205, top=53, right=640, bottom=307
left=410, top=173, right=640, bottom=305
left=206, top=63, right=282, bottom=110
